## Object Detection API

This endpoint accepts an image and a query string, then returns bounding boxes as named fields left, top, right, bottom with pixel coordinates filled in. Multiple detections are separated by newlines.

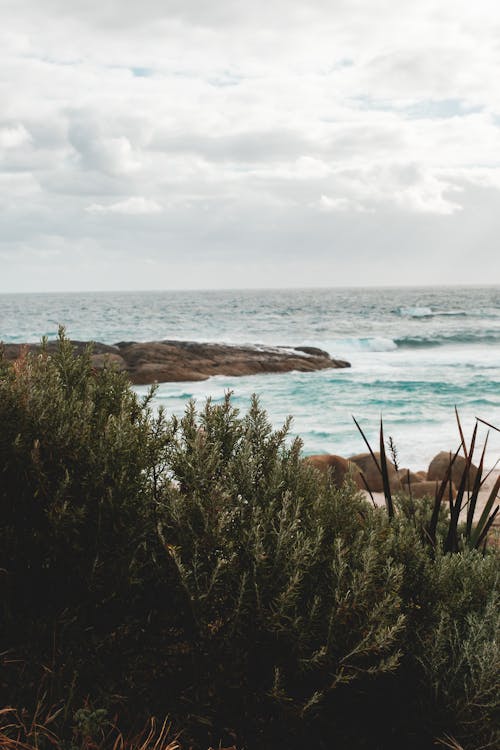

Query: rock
left=416, top=471, right=428, bottom=480
left=293, top=346, right=330, bottom=358
left=91, top=353, right=127, bottom=371
left=348, top=451, right=400, bottom=492
left=305, top=454, right=364, bottom=489
left=397, top=468, right=424, bottom=485
left=400, top=479, right=457, bottom=500
left=2, top=340, right=118, bottom=359
left=1, top=339, right=351, bottom=385
left=427, top=451, right=479, bottom=488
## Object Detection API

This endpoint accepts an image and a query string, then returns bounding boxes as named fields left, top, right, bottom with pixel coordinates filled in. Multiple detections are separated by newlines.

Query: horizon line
left=2, top=282, right=500, bottom=295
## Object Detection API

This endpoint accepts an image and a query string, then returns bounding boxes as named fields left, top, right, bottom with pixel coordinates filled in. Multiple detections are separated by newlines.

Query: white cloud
left=0, top=124, right=31, bottom=149
left=86, top=197, right=163, bottom=214
left=319, top=195, right=368, bottom=213
left=1, top=0, right=500, bottom=290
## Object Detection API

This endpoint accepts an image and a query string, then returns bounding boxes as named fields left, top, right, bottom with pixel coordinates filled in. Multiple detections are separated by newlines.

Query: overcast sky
left=2, top=0, right=500, bottom=292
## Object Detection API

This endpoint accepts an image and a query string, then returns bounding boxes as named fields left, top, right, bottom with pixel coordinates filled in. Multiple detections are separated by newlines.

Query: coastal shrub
left=160, top=395, right=406, bottom=745
left=380, top=511, right=500, bottom=749
left=1, top=334, right=499, bottom=750
left=0, top=331, right=172, bottom=709
left=415, top=554, right=499, bottom=749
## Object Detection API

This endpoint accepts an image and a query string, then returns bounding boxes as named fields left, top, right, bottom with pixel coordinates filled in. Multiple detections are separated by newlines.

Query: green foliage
left=161, top=395, right=405, bottom=741
left=416, top=555, right=499, bottom=748
left=1, top=334, right=498, bottom=750
left=1, top=330, right=164, bottom=609
left=73, top=707, right=110, bottom=744
left=0, top=330, right=172, bottom=709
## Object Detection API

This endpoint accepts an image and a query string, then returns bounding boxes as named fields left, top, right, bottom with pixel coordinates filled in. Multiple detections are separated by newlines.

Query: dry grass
left=0, top=707, right=180, bottom=750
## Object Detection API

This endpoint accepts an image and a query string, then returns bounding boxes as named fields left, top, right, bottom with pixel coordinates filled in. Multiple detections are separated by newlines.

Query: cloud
left=0, top=124, right=32, bottom=149
left=69, top=117, right=142, bottom=175
left=1, top=0, right=500, bottom=290
left=86, top=197, right=163, bottom=214
left=319, top=195, right=364, bottom=212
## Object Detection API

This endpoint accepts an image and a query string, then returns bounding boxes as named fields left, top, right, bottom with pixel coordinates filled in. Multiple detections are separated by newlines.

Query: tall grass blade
left=470, top=473, right=500, bottom=548
left=352, top=416, right=393, bottom=518
left=474, top=505, right=499, bottom=550
left=446, top=423, right=478, bottom=551
left=455, top=406, right=468, bottom=459
left=428, top=448, right=459, bottom=546
left=481, top=457, right=500, bottom=487
left=359, top=472, right=376, bottom=508
left=465, top=433, right=488, bottom=541
left=476, top=417, right=500, bottom=432
left=379, top=418, right=394, bottom=519
left=352, top=416, right=382, bottom=473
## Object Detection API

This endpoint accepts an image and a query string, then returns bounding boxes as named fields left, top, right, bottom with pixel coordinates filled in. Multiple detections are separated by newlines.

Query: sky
left=1, top=0, right=500, bottom=292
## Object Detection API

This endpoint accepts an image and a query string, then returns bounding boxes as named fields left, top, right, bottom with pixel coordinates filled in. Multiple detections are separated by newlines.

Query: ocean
left=1, top=286, right=500, bottom=471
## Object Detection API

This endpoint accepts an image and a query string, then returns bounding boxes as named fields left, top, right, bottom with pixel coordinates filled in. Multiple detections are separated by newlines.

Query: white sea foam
left=397, top=306, right=433, bottom=317
left=321, top=337, right=398, bottom=354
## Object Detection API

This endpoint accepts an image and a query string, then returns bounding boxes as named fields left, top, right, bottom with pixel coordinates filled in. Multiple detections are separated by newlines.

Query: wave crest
left=396, top=332, right=500, bottom=348
left=397, top=306, right=433, bottom=318
left=396, top=306, right=469, bottom=318
left=335, top=337, right=398, bottom=352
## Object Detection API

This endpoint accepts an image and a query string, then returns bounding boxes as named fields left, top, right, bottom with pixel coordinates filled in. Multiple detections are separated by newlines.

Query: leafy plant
left=0, top=329, right=173, bottom=712
left=161, top=394, right=406, bottom=743
left=353, top=413, right=500, bottom=552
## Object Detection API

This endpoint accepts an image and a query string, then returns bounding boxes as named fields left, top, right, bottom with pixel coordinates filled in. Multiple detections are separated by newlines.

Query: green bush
left=161, top=395, right=406, bottom=745
left=1, top=334, right=498, bottom=750
left=0, top=332, right=172, bottom=709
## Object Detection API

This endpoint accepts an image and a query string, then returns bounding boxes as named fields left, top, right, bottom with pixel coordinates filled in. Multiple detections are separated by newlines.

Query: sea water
left=1, top=286, right=499, bottom=471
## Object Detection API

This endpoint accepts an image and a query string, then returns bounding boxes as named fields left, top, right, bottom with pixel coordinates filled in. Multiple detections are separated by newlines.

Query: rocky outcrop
left=427, top=451, right=479, bottom=487
left=2, top=339, right=350, bottom=385
left=305, top=454, right=364, bottom=489
left=348, top=451, right=400, bottom=493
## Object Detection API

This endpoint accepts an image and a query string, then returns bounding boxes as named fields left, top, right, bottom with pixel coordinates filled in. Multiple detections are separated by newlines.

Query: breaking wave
left=333, top=337, right=398, bottom=352
left=395, top=332, right=500, bottom=348
left=396, top=306, right=468, bottom=318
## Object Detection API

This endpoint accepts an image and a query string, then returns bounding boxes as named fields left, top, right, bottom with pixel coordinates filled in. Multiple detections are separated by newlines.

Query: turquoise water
left=1, top=286, right=499, bottom=470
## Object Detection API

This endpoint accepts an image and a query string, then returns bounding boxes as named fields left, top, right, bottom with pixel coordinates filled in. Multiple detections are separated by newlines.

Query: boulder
left=397, top=468, right=424, bottom=486
left=306, top=454, right=364, bottom=489
left=401, top=479, right=457, bottom=500
left=348, top=451, right=400, bottom=493
left=427, top=451, right=479, bottom=488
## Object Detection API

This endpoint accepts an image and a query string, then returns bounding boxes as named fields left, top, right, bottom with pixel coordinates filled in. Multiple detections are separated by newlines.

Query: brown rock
left=91, top=353, right=127, bottom=370
left=1, top=339, right=351, bottom=385
left=427, top=451, right=479, bottom=488
left=416, top=470, right=428, bottom=480
left=397, top=468, right=424, bottom=485
left=306, top=454, right=364, bottom=489
left=348, top=451, right=400, bottom=492
left=401, top=479, right=457, bottom=500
